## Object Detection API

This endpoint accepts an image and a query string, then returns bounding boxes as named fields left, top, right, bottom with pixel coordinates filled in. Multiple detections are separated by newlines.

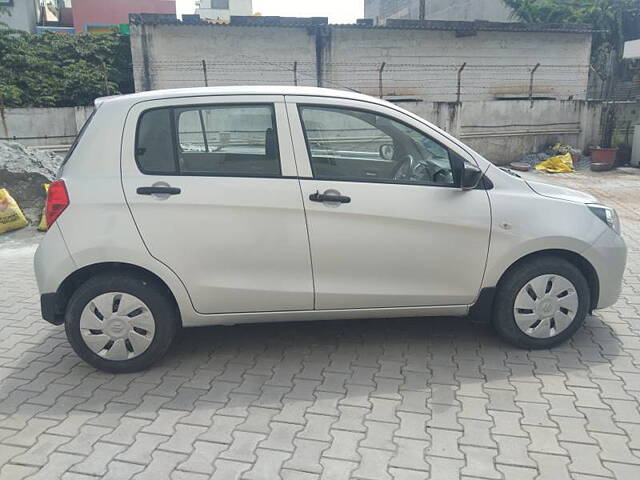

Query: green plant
left=0, top=30, right=134, bottom=107
left=503, top=0, right=640, bottom=70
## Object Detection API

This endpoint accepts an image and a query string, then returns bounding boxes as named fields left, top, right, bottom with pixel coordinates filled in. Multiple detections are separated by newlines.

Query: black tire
left=493, top=255, right=590, bottom=349
left=65, top=272, right=179, bottom=373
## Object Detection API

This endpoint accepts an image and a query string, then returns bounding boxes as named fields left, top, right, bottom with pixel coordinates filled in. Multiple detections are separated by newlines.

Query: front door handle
left=137, top=186, right=181, bottom=196
left=309, top=191, right=351, bottom=204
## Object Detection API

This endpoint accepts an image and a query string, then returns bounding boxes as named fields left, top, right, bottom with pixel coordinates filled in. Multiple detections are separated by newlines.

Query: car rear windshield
left=58, top=107, right=98, bottom=176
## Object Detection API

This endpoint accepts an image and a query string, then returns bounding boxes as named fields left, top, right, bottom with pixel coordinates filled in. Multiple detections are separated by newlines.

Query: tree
left=504, top=0, right=640, bottom=68
left=0, top=30, right=134, bottom=107
left=0, top=5, right=11, bottom=28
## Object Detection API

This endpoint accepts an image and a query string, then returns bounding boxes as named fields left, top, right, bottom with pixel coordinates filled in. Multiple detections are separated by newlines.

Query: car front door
left=286, top=96, right=491, bottom=310
left=121, top=95, right=313, bottom=314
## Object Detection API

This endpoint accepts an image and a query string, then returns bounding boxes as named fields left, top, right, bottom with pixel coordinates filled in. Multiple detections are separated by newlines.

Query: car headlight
left=588, top=204, right=621, bottom=234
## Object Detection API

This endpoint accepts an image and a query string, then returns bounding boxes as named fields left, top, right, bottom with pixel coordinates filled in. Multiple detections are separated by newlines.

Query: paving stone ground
left=1, top=168, right=640, bottom=479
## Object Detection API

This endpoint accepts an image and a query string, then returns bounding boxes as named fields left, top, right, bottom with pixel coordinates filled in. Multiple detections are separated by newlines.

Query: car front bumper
left=582, top=228, right=627, bottom=309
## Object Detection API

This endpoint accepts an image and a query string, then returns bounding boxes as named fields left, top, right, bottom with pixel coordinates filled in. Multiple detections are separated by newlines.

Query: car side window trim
left=296, top=103, right=463, bottom=189
left=134, top=103, right=283, bottom=178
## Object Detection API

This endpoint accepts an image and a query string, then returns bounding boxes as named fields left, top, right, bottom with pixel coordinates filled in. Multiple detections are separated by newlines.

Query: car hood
left=525, top=179, right=598, bottom=204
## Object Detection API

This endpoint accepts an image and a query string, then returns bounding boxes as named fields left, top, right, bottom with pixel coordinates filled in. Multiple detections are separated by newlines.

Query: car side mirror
left=461, top=163, right=484, bottom=190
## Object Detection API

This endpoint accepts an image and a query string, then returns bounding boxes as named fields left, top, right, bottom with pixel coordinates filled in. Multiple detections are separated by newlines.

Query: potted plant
left=591, top=104, right=618, bottom=171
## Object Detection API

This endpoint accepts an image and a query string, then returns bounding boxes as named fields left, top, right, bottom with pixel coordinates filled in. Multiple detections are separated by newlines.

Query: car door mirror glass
left=462, top=163, right=484, bottom=190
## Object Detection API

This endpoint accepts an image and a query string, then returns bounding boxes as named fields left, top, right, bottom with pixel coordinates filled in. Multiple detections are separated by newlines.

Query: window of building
left=211, top=0, right=229, bottom=9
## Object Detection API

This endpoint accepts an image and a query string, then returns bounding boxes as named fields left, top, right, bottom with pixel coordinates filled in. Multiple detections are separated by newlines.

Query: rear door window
left=135, top=104, right=281, bottom=177
left=176, top=104, right=281, bottom=177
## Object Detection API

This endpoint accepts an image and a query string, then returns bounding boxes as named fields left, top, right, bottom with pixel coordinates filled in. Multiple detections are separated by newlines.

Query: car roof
left=95, top=86, right=385, bottom=108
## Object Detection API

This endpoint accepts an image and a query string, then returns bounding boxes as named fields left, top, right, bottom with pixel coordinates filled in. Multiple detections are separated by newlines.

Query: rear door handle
left=309, top=191, right=351, bottom=204
left=137, top=186, right=181, bottom=195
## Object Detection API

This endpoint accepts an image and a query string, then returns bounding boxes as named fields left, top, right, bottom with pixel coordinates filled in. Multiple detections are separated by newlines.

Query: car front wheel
left=493, top=256, right=590, bottom=349
left=65, top=273, right=178, bottom=373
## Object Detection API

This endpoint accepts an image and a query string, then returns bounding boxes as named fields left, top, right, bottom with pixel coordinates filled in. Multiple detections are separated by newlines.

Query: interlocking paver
left=323, top=430, right=364, bottom=462
left=131, top=450, right=187, bottom=480
left=298, top=413, right=336, bottom=442
left=58, top=424, right=112, bottom=456
left=0, top=464, right=39, bottom=480
left=460, top=445, right=500, bottom=479
left=199, top=414, right=244, bottom=444
left=3, top=170, right=640, bottom=478
left=460, top=418, right=497, bottom=448
left=389, top=437, right=430, bottom=472
left=283, top=438, right=329, bottom=474
left=259, top=421, right=303, bottom=452
left=116, top=432, right=169, bottom=464
left=428, top=427, right=464, bottom=459
left=219, top=431, right=266, bottom=463
left=243, top=448, right=291, bottom=479
left=352, top=447, right=393, bottom=480
left=563, top=442, right=613, bottom=477
left=11, top=433, right=70, bottom=467
left=178, top=441, right=227, bottom=475
left=2, top=417, right=58, bottom=447
left=495, top=434, right=535, bottom=468
left=70, top=441, right=126, bottom=476
left=101, top=460, right=145, bottom=480
left=591, top=432, right=640, bottom=465
left=159, top=424, right=208, bottom=454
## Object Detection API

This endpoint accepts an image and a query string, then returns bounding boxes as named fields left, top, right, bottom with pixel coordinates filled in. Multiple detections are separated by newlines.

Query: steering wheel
left=392, top=154, right=417, bottom=180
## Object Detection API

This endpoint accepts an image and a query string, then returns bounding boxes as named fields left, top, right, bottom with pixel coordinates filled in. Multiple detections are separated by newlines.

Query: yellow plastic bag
left=38, top=183, right=50, bottom=231
left=535, top=153, right=575, bottom=173
left=0, top=188, right=28, bottom=234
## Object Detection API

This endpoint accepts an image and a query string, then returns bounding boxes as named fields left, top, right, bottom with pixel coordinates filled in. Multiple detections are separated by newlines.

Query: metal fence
left=134, top=59, right=592, bottom=103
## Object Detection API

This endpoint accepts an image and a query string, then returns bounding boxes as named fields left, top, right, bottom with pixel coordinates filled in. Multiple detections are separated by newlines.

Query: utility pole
left=202, top=59, right=209, bottom=87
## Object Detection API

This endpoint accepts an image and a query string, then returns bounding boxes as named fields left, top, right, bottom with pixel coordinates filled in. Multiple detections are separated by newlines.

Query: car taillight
left=46, top=180, right=69, bottom=226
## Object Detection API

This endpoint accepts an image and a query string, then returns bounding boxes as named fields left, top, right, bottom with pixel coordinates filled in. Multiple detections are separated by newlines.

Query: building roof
left=129, top=13, right=593, bottom=34
left=384, top=19, right=594, bottom=34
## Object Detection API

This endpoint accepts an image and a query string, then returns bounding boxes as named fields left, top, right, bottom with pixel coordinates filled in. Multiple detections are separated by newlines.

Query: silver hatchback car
left=35, top=86, right=626, bottom=372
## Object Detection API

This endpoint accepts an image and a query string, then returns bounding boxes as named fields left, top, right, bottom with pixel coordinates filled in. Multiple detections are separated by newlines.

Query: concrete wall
left=130, top=23, right=318, bottom=91
left=365, top=0, right=514, bottom=24
left=0, top=0, right=38, bottom=33
left=131, top=23, right=592, bottom=102
left=329, top=26, right=591, bottom=102
left=0, top=101, right=603, bottom=165
left=0, top=107, right=94, bottom=148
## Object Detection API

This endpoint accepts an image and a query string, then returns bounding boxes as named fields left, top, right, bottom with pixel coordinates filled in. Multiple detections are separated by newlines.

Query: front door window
left=299, top=105, right=458, bottom=187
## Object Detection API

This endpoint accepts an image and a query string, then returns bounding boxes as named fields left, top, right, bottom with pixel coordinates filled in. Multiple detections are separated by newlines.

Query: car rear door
left=286, top=95, right=491, bottom=310
left=121, top=95, right=313, bottom=314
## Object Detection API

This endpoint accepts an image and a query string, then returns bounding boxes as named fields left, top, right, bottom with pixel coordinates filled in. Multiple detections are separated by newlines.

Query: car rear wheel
left=65, top=273, right=178, bottom=373
left=493, top=256, right=590, bottom=349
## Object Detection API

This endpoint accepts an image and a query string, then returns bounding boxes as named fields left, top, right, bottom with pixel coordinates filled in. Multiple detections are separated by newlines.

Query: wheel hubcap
left=79, top=292, right=156, bottom=361
left=513, top=274, right=579, bottom=339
